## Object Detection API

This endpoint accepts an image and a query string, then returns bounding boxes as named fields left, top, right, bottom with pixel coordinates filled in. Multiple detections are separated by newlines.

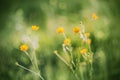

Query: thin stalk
left=70, top=67, right=79, bottom=80
left=80, top=68, right=84, bottom=80
left=32, top=51, right=40, bottom=71
left=24, top=51, right=43, bottom=80
left=63, top=32, right=67, bottom=39
left=54, top=52, right=69, bottom=67
left=24, top=51, right=32, bottom=62
left=89, top=62, right=93, bottom=80
left=28, top=35, right=43, bottom=77
left=69, top=48, right=76, bottom=69
left=24, top=51, right=37, bottom=71
left=54, top=51, right=79, bottom=80
left=16, top=62, right=44, bottom=80
left=88, top=44, right=92, bottom=53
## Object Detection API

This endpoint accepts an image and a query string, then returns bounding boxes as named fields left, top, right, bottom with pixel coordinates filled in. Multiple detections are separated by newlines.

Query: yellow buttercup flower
left=32, top=25, right=39, bottom=31
left=64, top=38, right=71, bottom=45
left=56, top=27, right=64, bottom=33
left=85, top=32, right=90, bottom=37
left=73, top=27, right=80, bottom=33
left=20, top=44, right=28, bottom=51
left=87, top=39, right=91, bottom=44
left=92, top=13, right=98, bottom=20
left=80, top=48, right=87, bottom=54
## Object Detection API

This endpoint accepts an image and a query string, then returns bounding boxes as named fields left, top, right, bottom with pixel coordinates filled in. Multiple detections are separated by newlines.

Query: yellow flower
left=85, top=32, right=90, bottom=37
left=73, top=27, right=80, bottom=33
left=92, top=13, right=98, bottom=20
left=87, top=39, right=91, bottom=44
left=32, top=25, right=39, bottom=31
left=20, top=44, right=28, bottom=51
left=80, top=48, right=87, bottom=54
left=64, top=38, right=71, bottom=45
left=56, top=27, right=64, bottom=33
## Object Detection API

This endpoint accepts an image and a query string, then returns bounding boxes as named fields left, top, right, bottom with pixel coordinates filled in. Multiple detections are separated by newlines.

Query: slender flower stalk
left=54, top=50, right=69, bottom=67
left=24, top=51, right=31, bottom=59
left=16, top=62, right=44, bottom=80
left=63, top=32, right=67, bottom=39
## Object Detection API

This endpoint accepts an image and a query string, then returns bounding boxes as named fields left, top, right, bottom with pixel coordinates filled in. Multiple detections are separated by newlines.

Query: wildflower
left=73, top=27, right=80, bottom=33
left=32, top=25, right=39, bottom=31
left=64, top=38, right=71, bottom=45
left=20, top=44, right=28, bottom=51
left=87, top=39, right=91, bottom=44
left=56, top=27, right=64, bottom=33
left=92, top=13, right=98, bottom=20
left=80, top=48, right=87, bottom=54
left=85, top=32, right=90, bottom=37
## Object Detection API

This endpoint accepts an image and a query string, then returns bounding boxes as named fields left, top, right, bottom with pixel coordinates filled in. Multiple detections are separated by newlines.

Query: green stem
left=32, top=51, right=40, bottom=71
left=89, top=63, right=93, bottom=80
left=55, top=53, right=69, bottom=67
left=24, top=51, right=37, bottom=72
left=16, top=62, right=44, bottom=80
left=63, top=32, right=67, bottom=39
left=70, top=67, right=79, bottom=80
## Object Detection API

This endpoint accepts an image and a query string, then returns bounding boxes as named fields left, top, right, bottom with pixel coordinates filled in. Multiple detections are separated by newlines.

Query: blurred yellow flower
left=20, top=44, right=28, bottom=51
left=73, top=27, right=80, bottom=33
left=56, top=27, right=64, bottom=33
left=92, top=13, right=98, bottom=20
left=87, top=39, right=91, bottom=44
left=64, top=38, right=71, bottom=45
left=32, top=25, right=39, bottom=31
left=85, top=32, right=90, bottom=37
left=80, top=48, right=87, bottom=54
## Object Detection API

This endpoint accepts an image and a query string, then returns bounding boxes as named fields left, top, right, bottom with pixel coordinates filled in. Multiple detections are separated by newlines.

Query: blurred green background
left=0, top=0, right=120, bottom=80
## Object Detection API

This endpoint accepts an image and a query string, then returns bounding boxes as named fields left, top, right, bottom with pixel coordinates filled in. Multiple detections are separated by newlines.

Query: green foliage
left=0, top=0, right=120, bottom=80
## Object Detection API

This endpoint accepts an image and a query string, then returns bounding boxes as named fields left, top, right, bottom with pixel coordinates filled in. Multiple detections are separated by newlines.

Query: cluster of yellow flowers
left=56, top=24, right=92, bottom=55
left=55, top=21, right=95, bottom=80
